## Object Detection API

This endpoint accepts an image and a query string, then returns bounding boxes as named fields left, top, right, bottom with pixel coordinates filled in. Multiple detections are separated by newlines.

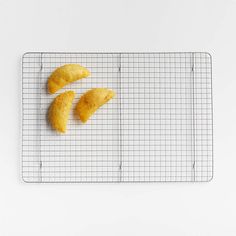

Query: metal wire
left=21, top=52, right=213, bottom=183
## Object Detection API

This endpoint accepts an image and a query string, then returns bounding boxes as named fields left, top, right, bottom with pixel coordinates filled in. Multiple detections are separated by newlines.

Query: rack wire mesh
left=21, top=52, right=213, bottom=183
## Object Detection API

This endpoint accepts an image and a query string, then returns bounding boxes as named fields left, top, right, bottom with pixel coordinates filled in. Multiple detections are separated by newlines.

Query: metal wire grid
left=21, top=52, right=213, bottom=183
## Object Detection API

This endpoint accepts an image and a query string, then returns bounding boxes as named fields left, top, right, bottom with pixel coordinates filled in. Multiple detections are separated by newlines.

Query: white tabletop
left=0, top=0, right=235, bottom=235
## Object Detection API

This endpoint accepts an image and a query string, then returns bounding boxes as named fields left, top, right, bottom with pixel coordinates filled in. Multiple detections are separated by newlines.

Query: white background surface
left=0, top=0, right=235, bottom=235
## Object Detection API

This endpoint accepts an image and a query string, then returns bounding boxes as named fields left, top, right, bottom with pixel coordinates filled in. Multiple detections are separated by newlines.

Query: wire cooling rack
left=21, top=52, right=213, bottom=183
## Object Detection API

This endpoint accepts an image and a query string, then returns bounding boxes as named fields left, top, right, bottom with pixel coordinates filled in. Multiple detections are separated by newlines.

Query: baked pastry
left=75, top=88, right=115, bottom=123
left=48, top=91, right=75, bottom=133
left=47, top=64, right=90, bottom=94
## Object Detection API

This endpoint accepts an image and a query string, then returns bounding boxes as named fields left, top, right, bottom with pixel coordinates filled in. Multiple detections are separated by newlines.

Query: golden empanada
left=48, top=91, right=75, bottom=133
left=75, top=88, right=115, bottom=123
left=47, top=64, right=90, bottom=94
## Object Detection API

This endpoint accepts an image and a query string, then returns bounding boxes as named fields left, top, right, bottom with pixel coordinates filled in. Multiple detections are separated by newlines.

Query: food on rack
left=75, top=88, right=115, bottom=123
left=48, top=91, right=75, bottom=133
left=47, top=64, right=90, bottom=94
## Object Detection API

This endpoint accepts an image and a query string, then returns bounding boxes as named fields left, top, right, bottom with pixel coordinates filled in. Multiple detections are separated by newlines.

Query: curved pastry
left=47, top=64, right=90, bottom=94
left=75, top=88, right=115, bottom=123
left=48, top=91, right=75, bottom=133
